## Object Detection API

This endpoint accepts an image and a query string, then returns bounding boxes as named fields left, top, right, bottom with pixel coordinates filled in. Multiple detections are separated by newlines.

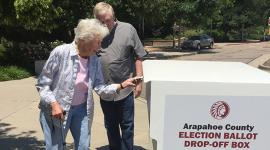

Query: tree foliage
left=0, top=0, right=93, bottom=42
left=0, top=0, right=270, bottom=41
left=14, top=0, right=62, bottom=32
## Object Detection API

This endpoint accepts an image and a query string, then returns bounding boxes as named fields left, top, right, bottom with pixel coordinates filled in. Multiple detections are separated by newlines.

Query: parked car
left=181, top=35, right=214, bottom=50
left=260, top=35, right=270, bottom=41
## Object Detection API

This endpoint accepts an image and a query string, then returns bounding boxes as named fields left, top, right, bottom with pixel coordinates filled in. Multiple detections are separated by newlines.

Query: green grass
left=0, top=66, right=32, bottom=81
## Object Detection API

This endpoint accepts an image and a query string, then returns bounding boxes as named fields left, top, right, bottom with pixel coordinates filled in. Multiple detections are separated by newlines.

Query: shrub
left=0, top=38, right=63, bottom=71
left=0, top=43, right=5, bottom=58
left=183, top=29, right=204, bottom=38
left=17, top=40, right=64, bottom=60
left=210, top=30, right=226, bottom=42
left=164, top=34, right=174, bottom=40
left=246, top=26, right=265, bottom=40
left=0, top=66, right=32, bottom=81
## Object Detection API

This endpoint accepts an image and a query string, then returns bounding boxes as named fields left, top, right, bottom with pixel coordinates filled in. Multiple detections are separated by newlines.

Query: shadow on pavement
left=96, top=145, right=147, bottom=150
left=0, top=122, right=44, bottom=150
left=144, top=53, right=177, bottom=60
left=0, top=122, right=74, bottom=150
left=263, top=59, right=270, bottom=67
left=197, top=50, right=218, bottom=54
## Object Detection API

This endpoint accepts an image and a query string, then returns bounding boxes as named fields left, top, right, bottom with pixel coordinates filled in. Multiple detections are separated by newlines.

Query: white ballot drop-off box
left=143, top=60, right=270, bottom=150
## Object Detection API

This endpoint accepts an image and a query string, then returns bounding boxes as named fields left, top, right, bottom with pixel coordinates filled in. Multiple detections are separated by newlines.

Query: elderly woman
left=36, top=18, right=136, bottom=150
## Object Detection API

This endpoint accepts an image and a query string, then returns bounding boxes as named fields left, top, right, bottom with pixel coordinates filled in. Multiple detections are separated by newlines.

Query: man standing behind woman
left=93, top=2, right=147, bottom=150
left=36, top=18, right=136, bottom=150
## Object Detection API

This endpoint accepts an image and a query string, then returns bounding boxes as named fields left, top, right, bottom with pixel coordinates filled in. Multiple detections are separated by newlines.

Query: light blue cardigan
left=36, top=42, right=118, bottom=127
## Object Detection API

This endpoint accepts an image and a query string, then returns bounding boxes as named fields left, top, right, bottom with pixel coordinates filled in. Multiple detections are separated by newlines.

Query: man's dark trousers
left=100, top=92, right=134, bottom=150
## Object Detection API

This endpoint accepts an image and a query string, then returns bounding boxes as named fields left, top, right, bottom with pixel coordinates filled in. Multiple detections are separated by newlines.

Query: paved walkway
left=258, top=54, right=270, bottom=70
left=0, top=77, right=152, bottom=150
left=0, top=46, right=197, bottom=150
left=143, top=46, right=197, bottom=60
left=0, top=45, right=270, bottom=149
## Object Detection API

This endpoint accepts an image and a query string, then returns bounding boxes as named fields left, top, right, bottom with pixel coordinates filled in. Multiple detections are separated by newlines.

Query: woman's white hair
left=74, top=18, right=109, bottom=43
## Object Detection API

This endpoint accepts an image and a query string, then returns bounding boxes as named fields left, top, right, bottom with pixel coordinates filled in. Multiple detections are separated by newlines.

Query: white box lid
left=143, top=60, right=270, bottom=84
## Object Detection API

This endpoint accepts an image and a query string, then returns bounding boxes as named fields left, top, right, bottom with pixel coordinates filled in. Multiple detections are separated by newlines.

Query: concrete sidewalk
left=1, top=51, right=270, bottom=150
left=0, top=48, right=196, bottom=150
left=144, top=46, right=197, bottom=60
left=0, top=77, right=152, bottom=150
left=256, top=54, right=270, bottom=70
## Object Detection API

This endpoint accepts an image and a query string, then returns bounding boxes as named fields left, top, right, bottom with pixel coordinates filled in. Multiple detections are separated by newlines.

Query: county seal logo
left=210, top=101, right=230, bottom=120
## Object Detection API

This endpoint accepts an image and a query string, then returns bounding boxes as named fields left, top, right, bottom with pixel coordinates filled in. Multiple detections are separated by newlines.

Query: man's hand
left=134, top=82, right=142, bottom=98
left=134, top=58, right=143, bottom=98
left=51, top=101, right=64, bottom=120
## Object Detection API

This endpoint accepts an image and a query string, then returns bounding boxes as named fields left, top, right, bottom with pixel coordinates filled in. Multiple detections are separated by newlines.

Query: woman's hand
left=120, top=78, right=136, bottom=89
left=51, top=101, right=64, bottom=120
left=118, top=76, right=144, bottom=90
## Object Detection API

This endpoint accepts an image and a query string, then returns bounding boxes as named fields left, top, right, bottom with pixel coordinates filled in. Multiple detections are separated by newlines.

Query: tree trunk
left=241, top=24, right=244, bottom=41
left=142, top=14, right=145, bottom=40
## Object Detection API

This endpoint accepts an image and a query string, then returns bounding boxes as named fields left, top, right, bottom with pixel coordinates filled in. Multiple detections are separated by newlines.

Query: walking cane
left=60, top=111, right=66, bottom=150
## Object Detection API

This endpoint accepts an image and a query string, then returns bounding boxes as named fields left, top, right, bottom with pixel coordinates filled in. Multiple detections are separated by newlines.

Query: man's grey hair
left=93, top=2, right=115, bottom=19
left=74, top=18, right=109, bottom=43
